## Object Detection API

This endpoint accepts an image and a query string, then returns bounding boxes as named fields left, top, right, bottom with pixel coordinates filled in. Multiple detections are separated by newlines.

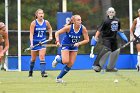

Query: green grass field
left=0, top=70, right=140, bottom=93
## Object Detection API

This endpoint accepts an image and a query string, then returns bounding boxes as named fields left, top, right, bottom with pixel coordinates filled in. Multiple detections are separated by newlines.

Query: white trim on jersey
left=73, top=24, right=82, bottom=34
left=36, top=19, right=44, bottom=26
left=134, top=17, right=140, bottom=37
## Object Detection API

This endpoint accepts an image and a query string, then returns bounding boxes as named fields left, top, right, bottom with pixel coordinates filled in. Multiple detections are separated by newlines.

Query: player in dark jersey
left=90, top=7, right=128, bottom=72
left=0, top=22, right=9, bottom=71
left=52, top=15, right=89, bottom=83
left=29, top=9, right=52, bottom=77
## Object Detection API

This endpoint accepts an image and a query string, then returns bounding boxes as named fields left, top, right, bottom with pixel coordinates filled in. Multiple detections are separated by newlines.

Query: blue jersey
left=61, top=24, right=83, bottom=51
left=62, top=24, right=83, bottom=44
left=34, top=19, right=47, bottom=41
left=32, top=19, right=47, bottom=51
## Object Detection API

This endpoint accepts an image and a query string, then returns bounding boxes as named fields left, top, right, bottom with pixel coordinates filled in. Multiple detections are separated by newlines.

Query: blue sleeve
left=90, top=36, right=97, bottom=46
left=117, top=31, right=128, bottom=43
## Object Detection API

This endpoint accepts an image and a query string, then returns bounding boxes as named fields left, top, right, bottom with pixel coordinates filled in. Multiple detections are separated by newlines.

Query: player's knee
left=67, top=62, right=74, bottom=67
left=62, top=60, right=69, bottom=64
left=39, top=55, right=45, bottom=60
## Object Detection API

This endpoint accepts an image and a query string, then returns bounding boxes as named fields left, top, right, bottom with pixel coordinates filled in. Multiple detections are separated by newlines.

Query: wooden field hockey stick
left=42, top=44, right=75, bottom=47
left=24, top=39, right=51, bottom=52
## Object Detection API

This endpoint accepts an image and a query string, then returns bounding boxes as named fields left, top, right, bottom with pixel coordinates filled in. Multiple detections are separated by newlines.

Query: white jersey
left=134, top=17, right=140, bottom=37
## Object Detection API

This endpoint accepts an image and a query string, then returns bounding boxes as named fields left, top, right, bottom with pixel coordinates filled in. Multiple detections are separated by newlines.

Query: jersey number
left=37, top=31, right=44, bottom=37
left=72, top=39, right=78, bottom=43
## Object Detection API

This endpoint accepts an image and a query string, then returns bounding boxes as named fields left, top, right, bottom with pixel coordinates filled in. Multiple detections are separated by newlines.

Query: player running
left=52, top=15, right=89, bottom=83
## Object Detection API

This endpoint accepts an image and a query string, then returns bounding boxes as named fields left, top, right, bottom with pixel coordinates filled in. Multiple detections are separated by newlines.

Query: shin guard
left=107, top=49, right=120, bottom=69
left=93, top=46, right=111, bottom=68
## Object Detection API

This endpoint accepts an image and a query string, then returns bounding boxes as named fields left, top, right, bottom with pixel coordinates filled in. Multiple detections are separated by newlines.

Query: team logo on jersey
left=111, top=21, right=118, bottom=31
left=68, top=35, right=80, bottom=43
left=36, top=27, right=46, bottom=30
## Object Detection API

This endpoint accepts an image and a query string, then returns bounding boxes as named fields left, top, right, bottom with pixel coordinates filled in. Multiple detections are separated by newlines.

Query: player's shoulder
left=44, top=19, right=51, bottom=25
left=31, top=20, right=36, bottom=25
left=134, top=17, right=140, bottom=21
left=81, top=24, right=86, bottom=29
left=113, top=17, right=120, bottom=21
left=81, top=24, right=87, bottom=32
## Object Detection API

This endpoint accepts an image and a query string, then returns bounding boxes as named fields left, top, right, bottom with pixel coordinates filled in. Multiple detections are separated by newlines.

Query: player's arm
left=55, top=25, right=70, bottom=45
left=46, top=20, right=53, bottom=41
left=78, top=26, right=89, bottom=46
left=29, top=21, right=35, bottom=47
left=117, top=20, right=128, bottom=43
left=92, top=21, right=104, bottom=41
left=3, top=32, right=9, bottom=54
left=130, top=18, right=137, bottom=37
left=90, top=23, right=102, bottom=58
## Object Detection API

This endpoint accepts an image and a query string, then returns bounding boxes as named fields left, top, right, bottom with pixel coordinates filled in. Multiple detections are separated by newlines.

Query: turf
left=0, top=70, right=140, bottom=93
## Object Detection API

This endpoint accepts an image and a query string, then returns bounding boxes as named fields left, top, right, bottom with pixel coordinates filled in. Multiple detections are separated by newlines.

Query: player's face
left=37, top=10, right=44, bottom=20
left=138, top=12, right=140, bottom=17
left=74, top=16, right=82, bottom=26
left=0, top=26, right=5, bottom=32
left=108, top=11, right=115, bottom=19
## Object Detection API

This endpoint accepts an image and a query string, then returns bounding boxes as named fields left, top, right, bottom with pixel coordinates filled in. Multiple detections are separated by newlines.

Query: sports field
left=0, top=70, right=139, bottom=93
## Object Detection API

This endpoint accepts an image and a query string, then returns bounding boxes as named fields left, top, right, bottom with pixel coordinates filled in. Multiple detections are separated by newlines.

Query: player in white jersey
left=130, top=8, right=140, bottom=72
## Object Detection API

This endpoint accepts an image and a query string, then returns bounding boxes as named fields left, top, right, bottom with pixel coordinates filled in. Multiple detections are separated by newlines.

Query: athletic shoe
left=41, top=72, right=48, bottom=77
left=136, top=65, right=140, bottom=72
left=106, top=68, right=118, bottom=72
left=93, top=65, right=101, bottom=72
left=1, top=67, right=6, bottom=71
left=56, top=78, right=64, bottom=83
left=28, top=71, right=33, bottom=77
left=52, top=55, right=60, bottom=68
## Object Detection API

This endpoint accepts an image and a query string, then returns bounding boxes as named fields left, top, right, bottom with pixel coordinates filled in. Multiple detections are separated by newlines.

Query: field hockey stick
left=24, top=39, right=51, bottom=52
left=113, top=35, right=139, bottom=53
left=119, top=36, right=138, bottom=50
left=42, top=44, right=74, bottom=47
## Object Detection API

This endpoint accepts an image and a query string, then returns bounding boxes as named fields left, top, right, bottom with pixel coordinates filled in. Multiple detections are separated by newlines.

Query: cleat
left=136, top=65, right=140, bottom=72
left=56, top=78, right=64, bottom=83
left=28, top=71, right=33, bottom=77
left=92, top=65, right=101, bottom=72
left=41, top=73, right=48, bottom=77
left=1, top=67, right=6, bottom=71
left=106, top=68, right=118, bottom=72
left=52, top=55, right=60, bottom=68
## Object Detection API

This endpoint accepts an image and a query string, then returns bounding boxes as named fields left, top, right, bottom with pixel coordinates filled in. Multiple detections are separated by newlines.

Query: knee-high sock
left=137, top=52, right=140, bottom=66
left=29, top=61, right=35, bottom=72
left=40, top=61, right=46, bottom=74
left=57, top=65, right=71, bottom=79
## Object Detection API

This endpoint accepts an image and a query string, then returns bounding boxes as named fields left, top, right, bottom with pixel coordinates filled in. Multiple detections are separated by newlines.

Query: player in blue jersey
left=29, top=9, right=52, bottom=77
left=52, top=15, right=89, bottom=83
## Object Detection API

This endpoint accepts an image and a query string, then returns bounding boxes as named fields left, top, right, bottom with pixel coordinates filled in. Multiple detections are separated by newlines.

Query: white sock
left=137, top=52, right=140, bottom=66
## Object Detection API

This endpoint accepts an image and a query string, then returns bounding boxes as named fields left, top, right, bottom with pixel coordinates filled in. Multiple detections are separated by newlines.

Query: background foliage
left=0, top=0, right=140, bottom=55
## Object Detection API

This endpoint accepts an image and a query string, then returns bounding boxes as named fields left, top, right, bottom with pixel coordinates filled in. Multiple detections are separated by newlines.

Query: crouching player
left=90, top=7, right=128, bottom=72
left=52, top=15, right=89, bottom=83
